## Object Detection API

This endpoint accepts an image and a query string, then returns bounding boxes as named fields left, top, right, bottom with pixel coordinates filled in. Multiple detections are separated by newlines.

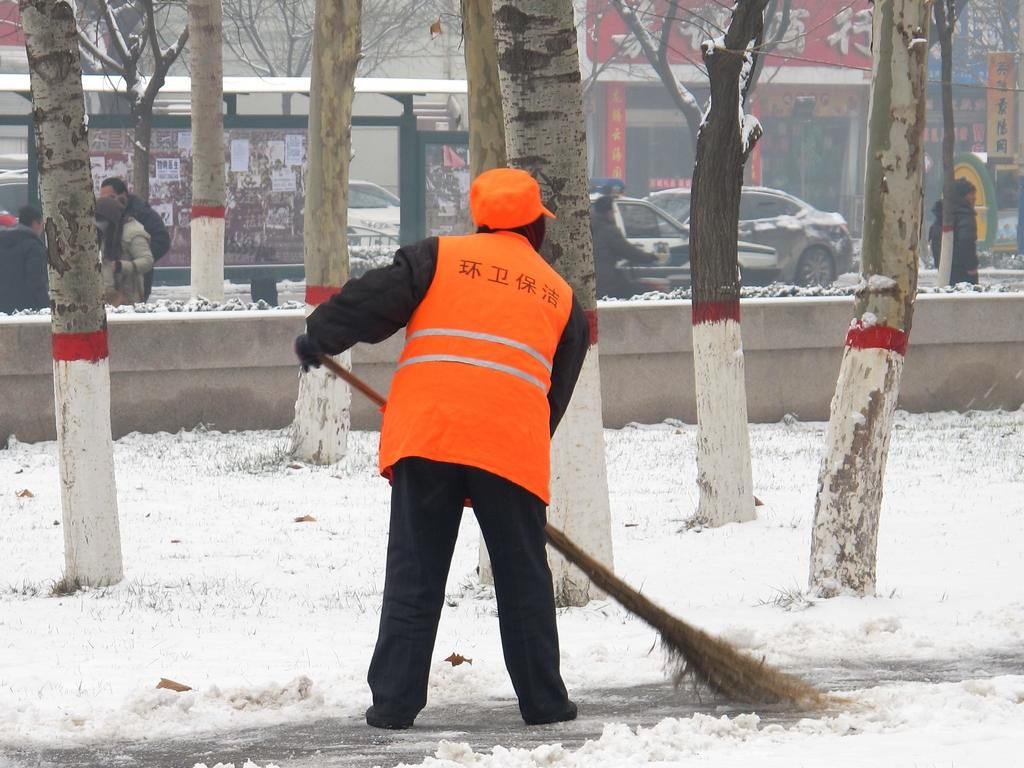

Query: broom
left=315, top=353, right=820, bottom=705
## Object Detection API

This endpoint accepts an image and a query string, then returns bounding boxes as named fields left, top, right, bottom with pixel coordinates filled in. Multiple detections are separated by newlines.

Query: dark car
left=647, top=186, right=855, bottom=286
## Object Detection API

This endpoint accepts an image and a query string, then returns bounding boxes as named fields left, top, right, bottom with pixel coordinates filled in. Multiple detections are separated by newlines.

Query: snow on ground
left=1, top=409, right=1023, bottom=767
left=0, top=267, right=1018, bottom=320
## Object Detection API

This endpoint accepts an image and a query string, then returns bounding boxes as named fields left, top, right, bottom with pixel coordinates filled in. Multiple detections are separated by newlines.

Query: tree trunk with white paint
left=688, top=0, right=769, bottom=527
left=189, top=0, right=226, bottom=302
left=291, top=0, right=361, bottom=465
left=809, top=0, right=928, bottom=598
left=494, top=0, right=614, bottom=606
left=22, top=0, right=123, bottom=588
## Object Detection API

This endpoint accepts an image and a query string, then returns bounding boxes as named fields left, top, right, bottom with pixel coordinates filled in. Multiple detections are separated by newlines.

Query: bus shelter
left=0, top=74, right=470, bottom=286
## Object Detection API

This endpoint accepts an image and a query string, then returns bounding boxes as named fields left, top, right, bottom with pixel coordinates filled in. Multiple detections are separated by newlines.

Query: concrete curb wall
left=2, top=294, right=1022, bottom=444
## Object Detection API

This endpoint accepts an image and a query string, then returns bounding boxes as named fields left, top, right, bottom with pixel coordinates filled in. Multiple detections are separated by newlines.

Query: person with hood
left=95, top=196, right=154, bottom=306
left=293, top=167, right=588, bottom=731
left=929, top=177, right=979, bottom=285
left=949, top=178, right=979, bottom=285
left=927, top=198, right=943, bottom=270
left=0, top=205, right=48, bottom=314
left=100, top=177, right=170, bottom=299
left=591, top=195, right=656, bottom=298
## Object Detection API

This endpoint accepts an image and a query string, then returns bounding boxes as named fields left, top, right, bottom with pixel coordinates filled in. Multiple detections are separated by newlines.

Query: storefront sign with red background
left=0, top=2, right=24, bottom=46
left=585, top=0, right=873, bottom=71
left=0, top=2, right=25, bottom=46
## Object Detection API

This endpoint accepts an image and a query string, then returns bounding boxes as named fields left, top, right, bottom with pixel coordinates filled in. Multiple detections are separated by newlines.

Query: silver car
left=600, top=195, right=781, bottom=289
left=647, top=186, right=855, bottom=286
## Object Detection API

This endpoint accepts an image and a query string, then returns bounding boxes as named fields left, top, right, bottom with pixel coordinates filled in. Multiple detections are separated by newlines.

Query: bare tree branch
left=609, top=0, right=704, bottom=149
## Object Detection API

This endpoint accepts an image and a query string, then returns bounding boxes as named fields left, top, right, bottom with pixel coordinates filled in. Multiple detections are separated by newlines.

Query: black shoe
left=365, top=705, right=414, bottom=730
left=523, top=700, right=578, bottom=726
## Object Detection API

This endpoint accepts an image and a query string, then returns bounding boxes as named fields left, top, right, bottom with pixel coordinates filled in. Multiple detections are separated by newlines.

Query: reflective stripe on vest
left=398, top=354, right=548, bottom=392
left=398, top=327, right=552, bottom=391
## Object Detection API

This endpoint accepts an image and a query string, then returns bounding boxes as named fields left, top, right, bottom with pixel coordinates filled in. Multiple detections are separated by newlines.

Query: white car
left=348, top=179, right=400, bottom=235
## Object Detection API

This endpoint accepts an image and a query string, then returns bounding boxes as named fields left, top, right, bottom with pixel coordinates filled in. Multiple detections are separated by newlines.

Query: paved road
left=4, top=652, right=1021, bottom=768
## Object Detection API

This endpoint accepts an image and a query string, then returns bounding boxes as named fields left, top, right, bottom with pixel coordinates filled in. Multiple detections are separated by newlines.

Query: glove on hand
left=294, top=334, right=323, bottom=372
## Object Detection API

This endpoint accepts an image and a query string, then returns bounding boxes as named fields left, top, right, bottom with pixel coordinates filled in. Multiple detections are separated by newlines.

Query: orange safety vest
left=379, top=231, right=574, bottom=503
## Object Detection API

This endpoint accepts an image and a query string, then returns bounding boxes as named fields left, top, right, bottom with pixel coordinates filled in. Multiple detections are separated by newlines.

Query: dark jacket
left=0, top=224, right=48, bottom=314
left=951, top=196, right=978, bottom=284
left=591, top=211, right=656, bottom=299
left=306, top=236, right=589, bottom=435
left=927, top=200, right=942, bottom=269
left=125, top=193, right=170, bottom=261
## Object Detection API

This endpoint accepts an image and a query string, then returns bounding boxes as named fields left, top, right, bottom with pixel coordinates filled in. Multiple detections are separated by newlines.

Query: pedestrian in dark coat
left=591, top=195, right=656, bottom=298
left=949, top=178, right=979, bottom=285
left=294, top=167, right=588, bottom=730
left=0, top=205, right=48, bottom=314
left=100, top=177, right=170, bottom=299
left=927, top=199, right=942, bottom=270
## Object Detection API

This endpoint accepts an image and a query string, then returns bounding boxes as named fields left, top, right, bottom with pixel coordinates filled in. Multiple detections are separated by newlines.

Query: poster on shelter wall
left=266, top=203, right=292, bottom=230
left=267, top=140, right=285, bottom=166
left=87, top=126, right=310, bottom=268
left=271, top=168, right=297, bottom=193
left=285, top=134, right=304, bottom=166
left=90, top=157, right=106, bottom=187
left=155, top=158, right=181, bottom=182
left=230, top=139, right=250, bottom=173
left=425, top=143, right=471, bottom=237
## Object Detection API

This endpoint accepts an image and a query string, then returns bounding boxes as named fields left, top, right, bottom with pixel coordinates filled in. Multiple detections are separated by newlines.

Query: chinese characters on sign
left=986, top=53, right=1016, bottom=159
left=585, top=0, right=874, bottom=70
left=826, top=8, right=872, bottom=58
left=605, top=82, right=627, bottom=181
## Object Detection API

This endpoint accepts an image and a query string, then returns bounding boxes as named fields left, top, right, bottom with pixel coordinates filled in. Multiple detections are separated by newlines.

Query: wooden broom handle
left=317, top=354, right=387, bottom=408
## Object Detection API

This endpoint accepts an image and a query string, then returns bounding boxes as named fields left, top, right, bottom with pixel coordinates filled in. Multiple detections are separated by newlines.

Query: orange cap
left=469, top=167, right=556, bottom=229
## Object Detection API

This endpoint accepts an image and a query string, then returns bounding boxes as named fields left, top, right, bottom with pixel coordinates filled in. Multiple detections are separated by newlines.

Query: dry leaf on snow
left=294, top=514, right=317, bottom=523
left=445, top=653, right=472, bottom=667
left=15, top=489, right=33, bottom=498
left=156, top=677, right=192, bottom=692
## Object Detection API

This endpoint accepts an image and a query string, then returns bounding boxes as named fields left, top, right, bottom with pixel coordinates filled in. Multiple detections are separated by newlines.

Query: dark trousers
left=367, top=457, right=570, bottom=723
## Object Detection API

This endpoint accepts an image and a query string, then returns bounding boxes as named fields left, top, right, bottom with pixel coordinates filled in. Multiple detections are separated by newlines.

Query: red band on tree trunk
left=692, top=300, right=741, bottom=325
left=191, top=205, right=226, bottom=219
left=845, top=322, right=909, bottom=357
left=305, top=285, right=339, bottom=306
left=584, top=308, right=599, bottom=345
left=52, top=329, right=109, bottom=363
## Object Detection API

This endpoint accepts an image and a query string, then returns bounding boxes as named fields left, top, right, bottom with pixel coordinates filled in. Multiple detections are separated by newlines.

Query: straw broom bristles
left=544, top=523, right=821, bottom=705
